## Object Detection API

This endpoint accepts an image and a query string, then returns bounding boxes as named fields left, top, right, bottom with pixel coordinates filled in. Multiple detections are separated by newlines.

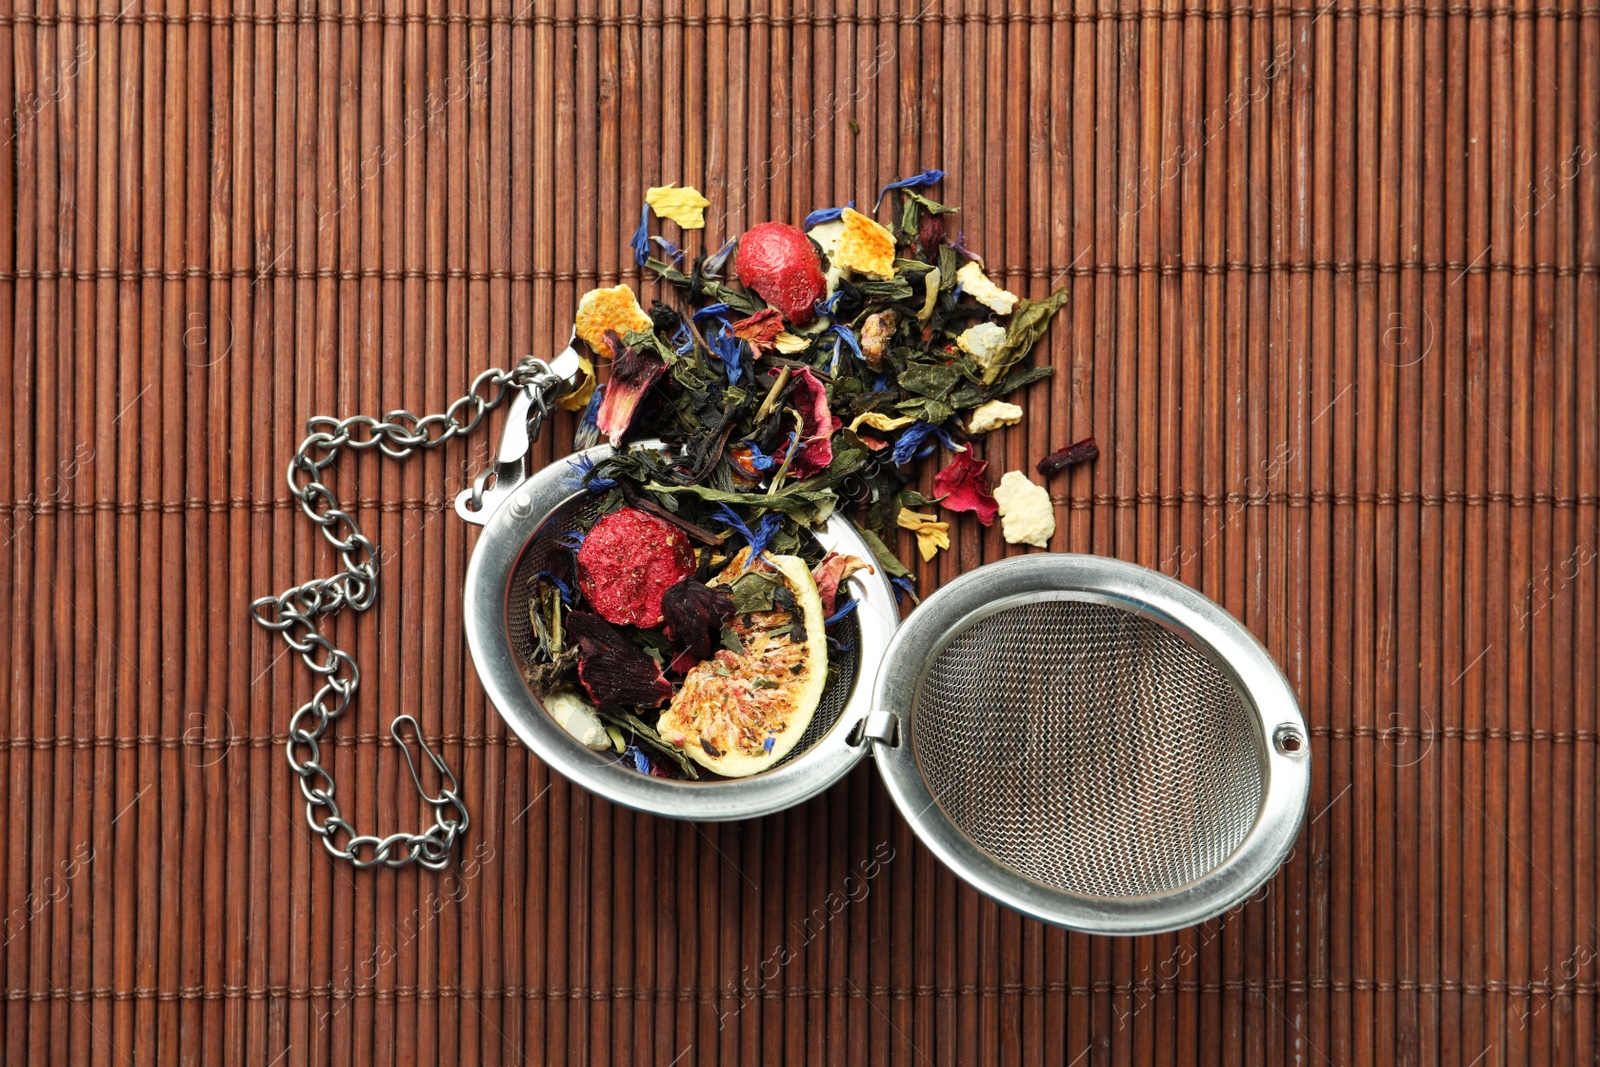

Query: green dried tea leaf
left=983, top=285, right=1069, bottom=385
left=857, top=526, right=910, bottom=579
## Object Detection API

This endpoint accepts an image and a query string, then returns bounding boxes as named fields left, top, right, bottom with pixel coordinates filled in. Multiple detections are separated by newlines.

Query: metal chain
left=250, top=356, right=566, bottom=871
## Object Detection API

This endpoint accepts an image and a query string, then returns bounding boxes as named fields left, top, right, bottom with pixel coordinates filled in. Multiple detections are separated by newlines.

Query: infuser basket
left=462, top=434, right=1311, bottom=936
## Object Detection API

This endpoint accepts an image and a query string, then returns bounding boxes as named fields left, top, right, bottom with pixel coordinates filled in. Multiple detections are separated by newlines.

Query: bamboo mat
left=2, top=0, right=1597, bottom=1063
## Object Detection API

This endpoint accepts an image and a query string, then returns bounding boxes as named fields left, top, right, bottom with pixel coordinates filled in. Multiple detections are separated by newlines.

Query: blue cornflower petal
left=831, top=323, right=862, bottom=362
left=564, top=454, right=617, bottom=492
left=650, top=235, right=686, bottom=263
left=624, top=745, right=651, bottom=775
left=823, top=597, right=859, bottom=626
left=815, top=287, right=846, bottom=317
left=890, top=575, right=916, bottom=603
left=556, top=530, right=586, bottom=551
left=741, top=439, right=776, bottom=471
left=871, top=374, right=889, bottom=393
left=891, top=421, right=939, bottom=466
left=709, top=325, right=744, bottom=384
left=802, top=199, right=855, bottom=228
left=874, top=168, right=946, bottom=211
left=763, top=736, right=776, bottom=754
left=692, top=302, right=731, bottom=321
left=712, top=504, right=780, bottom=565
left=630, top=204, right=650, bottom=266
left=531, top=571, right=575, bottom=605
left=703, top=238, right=737, bottom=277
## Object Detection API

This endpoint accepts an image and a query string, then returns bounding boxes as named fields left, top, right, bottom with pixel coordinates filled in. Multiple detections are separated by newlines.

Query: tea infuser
left=254, top=342, right=1312, bottom=933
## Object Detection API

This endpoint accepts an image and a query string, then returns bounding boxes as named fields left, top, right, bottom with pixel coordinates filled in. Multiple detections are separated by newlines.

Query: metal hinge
left=851, top=709, right=900, bottom=748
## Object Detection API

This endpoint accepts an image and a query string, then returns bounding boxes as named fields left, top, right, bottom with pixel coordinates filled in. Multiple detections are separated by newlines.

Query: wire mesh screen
left=910, top=599, right=1265, bottom=898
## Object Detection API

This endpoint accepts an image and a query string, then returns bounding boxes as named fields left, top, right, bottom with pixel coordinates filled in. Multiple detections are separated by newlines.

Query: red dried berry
left=576, top=507, right=697, bottom=627
left=734, top=222, right=827, bottom=326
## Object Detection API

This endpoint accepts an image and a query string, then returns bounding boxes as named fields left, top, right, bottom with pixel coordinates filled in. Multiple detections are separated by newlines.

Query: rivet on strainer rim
left=463, top=437, right=1311, bottom=937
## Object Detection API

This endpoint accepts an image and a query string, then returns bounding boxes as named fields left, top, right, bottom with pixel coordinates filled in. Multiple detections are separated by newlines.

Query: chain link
left=250, top=356, right=566, bottom=871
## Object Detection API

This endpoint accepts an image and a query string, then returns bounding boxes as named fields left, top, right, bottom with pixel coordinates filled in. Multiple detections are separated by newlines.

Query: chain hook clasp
left=391, top=714, right=468, bottom=833
left=453, top=334, right=587, bottom=526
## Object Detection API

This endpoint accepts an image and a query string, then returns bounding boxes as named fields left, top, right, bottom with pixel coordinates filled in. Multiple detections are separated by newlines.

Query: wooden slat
left=2, top=0, right=1597, bottom=1062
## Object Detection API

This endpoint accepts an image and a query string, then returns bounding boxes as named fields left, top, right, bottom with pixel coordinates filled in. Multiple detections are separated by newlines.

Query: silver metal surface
left=464, top=440, right=901, bottom=821
left=869, top=554, right=1310, bottom=935
left=249, top=354, right=575, bottom=871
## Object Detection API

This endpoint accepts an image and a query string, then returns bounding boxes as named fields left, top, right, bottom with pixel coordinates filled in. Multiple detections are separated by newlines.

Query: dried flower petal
left=847, top=411, right=916, bottom=434
left=1037, top=437, right=1100, bottom=476
left=811, top=552, right=873, bottom=616
left=595, top=332, right=669, bottom=444
left=646, top=184, right=711, bottom=229
left=661, top=577, right=737, bottom=662
left=556, top=351, right=597, bottom=413
left=567, top=611, right=673, bottom=709
left=933, top=452, right=998, bottom=526
left=731, top=308, right=785, bottom=352
left=897, top=508, right=951, bottom=562
left=874, top=168, right=946, bottom=211
left=782, top=366, right=841, bottom=478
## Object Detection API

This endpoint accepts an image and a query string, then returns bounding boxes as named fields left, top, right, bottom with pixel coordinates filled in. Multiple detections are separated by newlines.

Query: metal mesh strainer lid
left=869, top=554, right=1311, bottom=935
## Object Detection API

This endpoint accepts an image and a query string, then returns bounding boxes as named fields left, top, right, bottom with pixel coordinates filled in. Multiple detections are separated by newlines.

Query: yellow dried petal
left=645, top=185, right=711, bottom=229
left=774, top=331, right=811, bottom=355
left=557, top=352, right=596, bottom=412
left=848, top=411, right=917, bottom=434
left=896, top=508, right=951, bottom=562
left=833, top=208, right=896, bottom=279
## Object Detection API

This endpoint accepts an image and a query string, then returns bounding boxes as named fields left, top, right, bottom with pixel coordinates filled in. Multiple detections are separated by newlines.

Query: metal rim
left=463, top=442, right=900, bottom=821
left=869, top=554, right=1311, bottom=936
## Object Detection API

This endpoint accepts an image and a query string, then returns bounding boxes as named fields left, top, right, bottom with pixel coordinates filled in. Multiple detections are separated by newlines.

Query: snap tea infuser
left=253, top=345, right=1312, bottom=933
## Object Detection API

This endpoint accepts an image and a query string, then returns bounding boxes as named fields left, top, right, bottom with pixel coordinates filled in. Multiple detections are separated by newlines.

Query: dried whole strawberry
left=734, top=222, right=827, bottom=326
left=576, top=507, right=697, bottom=627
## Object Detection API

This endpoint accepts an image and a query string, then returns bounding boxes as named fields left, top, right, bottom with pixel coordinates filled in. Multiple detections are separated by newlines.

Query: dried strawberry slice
left=734, top=222, right=827, bottom=326
left=576, top=507, right=697, bottom=627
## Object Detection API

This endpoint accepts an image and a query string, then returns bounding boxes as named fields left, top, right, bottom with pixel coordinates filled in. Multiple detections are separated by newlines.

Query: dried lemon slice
left=656, top=549, right=828, bottom=777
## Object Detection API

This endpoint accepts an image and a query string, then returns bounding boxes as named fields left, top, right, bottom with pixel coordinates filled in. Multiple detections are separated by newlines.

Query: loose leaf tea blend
left=524, top=172, right=1072, bottom=779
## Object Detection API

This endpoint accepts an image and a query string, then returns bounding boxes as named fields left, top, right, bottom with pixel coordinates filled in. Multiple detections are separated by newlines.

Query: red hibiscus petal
left=782, top=367, right=841, bottom=479
left=933, top=451, right=998, bottom=526
left=731, top=308, right=785, bottom=352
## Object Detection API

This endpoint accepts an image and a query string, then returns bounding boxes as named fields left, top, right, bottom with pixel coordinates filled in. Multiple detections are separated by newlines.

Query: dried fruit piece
left=967, top=399, right=1022, bottom=435
left=574, top=284, right=653, bottom=354
left=896, top=508, right=951, bottom=562
left=734, top=221, right=828, bottom=326
left=933, top=451, right=999, bottom=526
left=956, top=321, right=1008, bottom=377
left=567, top=611, right=673, bottom=709
left=576, top=507, right=697, bottom=627
left=858, top=309, right=899, bottom=370
left=954, top=261, right=1018, bottom=314
left=833, top=207, right=896, bottom=279
left=656, top=550, right=828, bottom=777
left=645, top=184, right=711, bottom=229
left=993, top=470, right=1056, bottom=548
left=543, top=689, right=611, bottom=749
left=1037, top=437, right=1100, bottom=476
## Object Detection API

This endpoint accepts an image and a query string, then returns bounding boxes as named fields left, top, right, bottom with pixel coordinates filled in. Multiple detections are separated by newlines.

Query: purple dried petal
left=567, top=610, right=672, bottom=708
left=660, top=577, right=736, bottom=662
left=1036, top=437, right=1100, bottom=477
